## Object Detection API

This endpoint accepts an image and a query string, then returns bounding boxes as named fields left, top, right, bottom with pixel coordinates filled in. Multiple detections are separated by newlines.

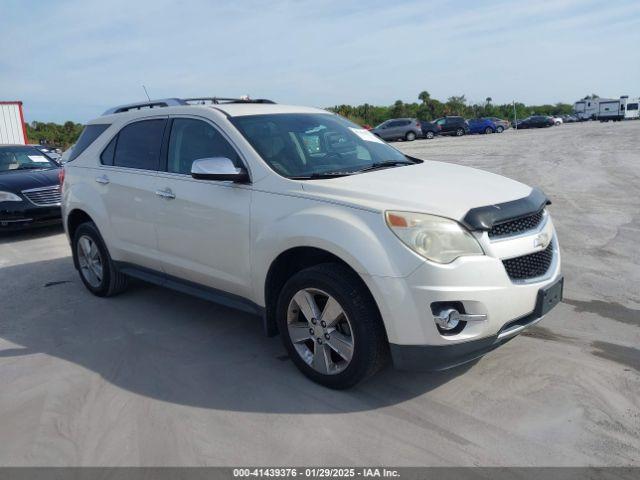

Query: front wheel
left=405, top=131, right=416, bottom=141
left=425, top=130, right=435, bottom=139
left=484, top=127, right=493, bottom=134
left=496, top=126, right=504, bottom=133
left=277, top=264, right=388, bottom=389
left=455, top=128, right=465, bottom=136
left=72, top=222, right=128, bottom=297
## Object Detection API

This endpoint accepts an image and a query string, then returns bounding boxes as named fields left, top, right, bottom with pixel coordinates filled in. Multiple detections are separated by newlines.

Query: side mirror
left=191, top=157, right=250, bottom=183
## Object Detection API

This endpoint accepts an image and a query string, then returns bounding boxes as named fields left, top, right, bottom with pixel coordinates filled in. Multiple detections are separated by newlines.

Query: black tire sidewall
left=72, top=222, right=114, bottom=296
left=456, top=128, right=464, bottom=136
left=276, top=265, right=385, bottom=389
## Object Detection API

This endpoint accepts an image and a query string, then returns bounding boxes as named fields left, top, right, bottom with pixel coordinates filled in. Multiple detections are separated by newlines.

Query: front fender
left=250, top=194, right=424, bottom=305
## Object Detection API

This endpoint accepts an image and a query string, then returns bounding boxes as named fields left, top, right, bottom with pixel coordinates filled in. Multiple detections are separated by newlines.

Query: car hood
left=298, top=160, right=533, bottom=223
left=0, top=168, right=60, bottom=192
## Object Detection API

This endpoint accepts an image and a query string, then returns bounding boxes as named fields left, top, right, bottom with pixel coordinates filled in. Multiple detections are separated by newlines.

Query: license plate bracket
left=536, top=276, right=564, bottom=316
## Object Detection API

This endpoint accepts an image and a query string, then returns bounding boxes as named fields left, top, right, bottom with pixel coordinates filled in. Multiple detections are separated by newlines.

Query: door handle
left=155, top=188, right=175, bottom=200
left=95, top=175, right=110, bottom=185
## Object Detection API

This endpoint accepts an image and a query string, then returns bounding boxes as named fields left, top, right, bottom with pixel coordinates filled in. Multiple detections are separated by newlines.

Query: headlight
left=0, top=191, right=22, bottom=202
left=385, top=211, right=484, bottom=263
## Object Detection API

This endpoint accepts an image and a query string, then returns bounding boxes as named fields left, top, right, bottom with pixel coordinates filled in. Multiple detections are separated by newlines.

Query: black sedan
left=0, top=145, right=62, bottom=230
left=513, top=115, right=554, bottom=129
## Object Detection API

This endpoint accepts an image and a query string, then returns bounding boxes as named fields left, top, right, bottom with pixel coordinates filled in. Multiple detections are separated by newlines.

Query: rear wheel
left=405, top=131, right=416, bottom=141
left=73, top=222, right=128, bottom=297
left=277, top=264, right=388, bottom=389
left=455, top=128, right=464, bottom=136
left=484, top=127, right=493, bottom=134
left=425, top=130, right=435, bottom=139
left=496, top=126, right=504, bottom=133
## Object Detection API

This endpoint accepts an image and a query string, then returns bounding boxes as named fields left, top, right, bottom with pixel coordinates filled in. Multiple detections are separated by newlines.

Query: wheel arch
left=262, top=246, right=381, bottom=337
left=66, top=208, right=95, bottom=241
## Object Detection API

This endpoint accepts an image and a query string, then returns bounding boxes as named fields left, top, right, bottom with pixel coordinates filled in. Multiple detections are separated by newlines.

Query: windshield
left=231, top=113, right=410, bottom=179
left=0, top=147, right=58, bottom=173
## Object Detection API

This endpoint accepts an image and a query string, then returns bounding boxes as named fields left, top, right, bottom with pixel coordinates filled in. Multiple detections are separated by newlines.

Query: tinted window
left=387, top=121, right=401, bottom=127
left=231, top=113, right=408, bottom=179
left=168, top=118, right=241, bottom=174
left=100, top=136, right=117, bottom=165
left=68, top=124, right=110, bottom=162
left=113, top=119, right=166, bottom=170
left=628, top=103, right=639, bottom=111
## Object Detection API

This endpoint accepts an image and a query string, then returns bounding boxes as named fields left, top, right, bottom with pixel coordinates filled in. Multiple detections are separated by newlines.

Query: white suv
left=61, top=97, right=563, bottom=389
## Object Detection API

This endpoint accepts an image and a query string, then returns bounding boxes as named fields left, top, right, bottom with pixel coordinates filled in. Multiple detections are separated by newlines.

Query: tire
left=425, top=131, right=435, bottom=139
left=276, top=263, right=388, bottom=389
left=496, top=126, right=504, bottom=133
left=455, top=128, right=464, bottom=136
left=484, top=127, right=493, bottom=134
left=405, top=131, right=416, bottom=141
left=72, top=221, right=128, bottom=297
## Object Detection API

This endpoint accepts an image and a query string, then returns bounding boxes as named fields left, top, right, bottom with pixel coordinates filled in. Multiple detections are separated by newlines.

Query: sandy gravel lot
left=0, top=121, right=638, bottom=466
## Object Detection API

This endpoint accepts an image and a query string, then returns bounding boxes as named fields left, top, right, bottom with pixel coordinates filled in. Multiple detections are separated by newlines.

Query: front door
left=154, top=117, right=252, bottom=299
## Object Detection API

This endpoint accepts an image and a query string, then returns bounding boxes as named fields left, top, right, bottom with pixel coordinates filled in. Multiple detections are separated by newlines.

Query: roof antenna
left=142, top=85, right=151, bottom=101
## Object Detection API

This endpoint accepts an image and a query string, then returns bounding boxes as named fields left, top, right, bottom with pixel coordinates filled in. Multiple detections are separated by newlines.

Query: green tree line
left=328, top=91, right=575, bottom=126
left=25, top=121, right=84, bottom=149
left=23, top=91, right=579, bottom=147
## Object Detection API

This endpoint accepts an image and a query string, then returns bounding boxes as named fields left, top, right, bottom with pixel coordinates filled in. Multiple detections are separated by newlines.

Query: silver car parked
left=371, top=118, right=422, bottom=141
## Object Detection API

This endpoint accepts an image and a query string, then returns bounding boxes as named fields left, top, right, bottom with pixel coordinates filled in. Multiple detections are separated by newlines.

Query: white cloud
left=1, top=0, right=638, bottom=122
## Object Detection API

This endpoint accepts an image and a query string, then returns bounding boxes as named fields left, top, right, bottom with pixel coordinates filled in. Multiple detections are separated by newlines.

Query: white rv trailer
left=621, top=96, right=639, bottom=120
left=573, top=98, right=612, bottom=120
left=0, top=101, right=28, bottom=145
left=598, top=99, right=623, bottom=122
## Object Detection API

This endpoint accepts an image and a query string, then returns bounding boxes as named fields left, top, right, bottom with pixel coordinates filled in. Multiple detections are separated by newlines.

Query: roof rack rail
left=183, top=97, right=276, bottom=105
left=102, top=96, right=276, bottom=116
left=102, top=98, right=187, bottom=115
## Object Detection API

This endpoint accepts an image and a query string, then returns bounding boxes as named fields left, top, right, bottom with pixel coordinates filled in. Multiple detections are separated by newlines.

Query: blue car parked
left=467, top=118, right=497, bottom=134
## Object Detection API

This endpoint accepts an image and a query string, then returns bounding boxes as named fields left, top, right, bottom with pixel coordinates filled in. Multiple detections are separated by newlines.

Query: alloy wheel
left=286, top=288, right=354, bottom=375
left=77, top=235, right=103, bottom=288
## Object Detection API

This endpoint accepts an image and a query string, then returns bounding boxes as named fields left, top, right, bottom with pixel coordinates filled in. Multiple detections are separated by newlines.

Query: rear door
left=381, top=121, right=400, bottom=140
left=97, top=117, right=166, bottom=270
left=154, top=116, right=253, bottom=299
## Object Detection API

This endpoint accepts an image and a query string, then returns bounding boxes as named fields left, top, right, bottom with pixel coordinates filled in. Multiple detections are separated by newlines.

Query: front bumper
left=0, top=202, right=61, bottom=230
left=390, top=276, right=563, bottom=371
left=361, top=215, right=562, bottom=369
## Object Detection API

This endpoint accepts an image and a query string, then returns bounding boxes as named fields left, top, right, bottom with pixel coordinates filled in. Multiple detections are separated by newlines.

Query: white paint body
left=621, top=97, right=640, bottom=120
left=0, top=102, right=27, bottom=145
left=62, top=104, right=561, bottom=348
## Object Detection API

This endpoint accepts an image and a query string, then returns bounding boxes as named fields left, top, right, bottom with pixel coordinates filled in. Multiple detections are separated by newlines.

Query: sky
left=1, top=0, right=639, bottom=123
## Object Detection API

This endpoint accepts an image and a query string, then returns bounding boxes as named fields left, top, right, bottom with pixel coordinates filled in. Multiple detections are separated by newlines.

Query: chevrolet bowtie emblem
left=534, top=232, right=550, bottom=249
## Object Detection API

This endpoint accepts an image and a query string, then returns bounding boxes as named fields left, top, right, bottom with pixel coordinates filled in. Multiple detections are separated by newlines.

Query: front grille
left=488, top=209, right=545, bottom=239
left=503, top=243, right=554, bottom=281
left=22, top=186, right=61, bottom=206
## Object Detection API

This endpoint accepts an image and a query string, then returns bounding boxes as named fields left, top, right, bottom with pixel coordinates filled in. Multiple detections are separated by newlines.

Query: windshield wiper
left=290, top=171, right=355, bottom=180
left=17, top=165, right=51, bottom=170
left=355, top=160, right=415, bottom=173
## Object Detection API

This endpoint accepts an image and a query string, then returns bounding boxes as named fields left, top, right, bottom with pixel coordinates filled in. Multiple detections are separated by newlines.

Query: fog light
left=434, top=308, right=462, bottom=331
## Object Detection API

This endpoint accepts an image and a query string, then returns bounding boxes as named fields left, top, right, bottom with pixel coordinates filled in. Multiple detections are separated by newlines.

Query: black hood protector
left=461, top=187, right=551, bottom=231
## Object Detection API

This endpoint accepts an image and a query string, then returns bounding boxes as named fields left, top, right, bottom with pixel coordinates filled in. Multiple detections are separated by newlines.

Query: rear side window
left=68, top=124, right=110, bottom=162
left=113, top=119, right=166, bottom=170
left=627, top=103, right=638, bottom=111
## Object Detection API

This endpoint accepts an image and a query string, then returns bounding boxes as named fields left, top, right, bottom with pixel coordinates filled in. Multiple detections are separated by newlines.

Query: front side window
left=0, top=146, right=58, bottom=172
left=113, top=119, right=166, bottom=170
left=627, top=103, right=638, bottom=111
left=231, top=113, right=410, bottom=179
left=168, top=118, right=241, bottom=174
